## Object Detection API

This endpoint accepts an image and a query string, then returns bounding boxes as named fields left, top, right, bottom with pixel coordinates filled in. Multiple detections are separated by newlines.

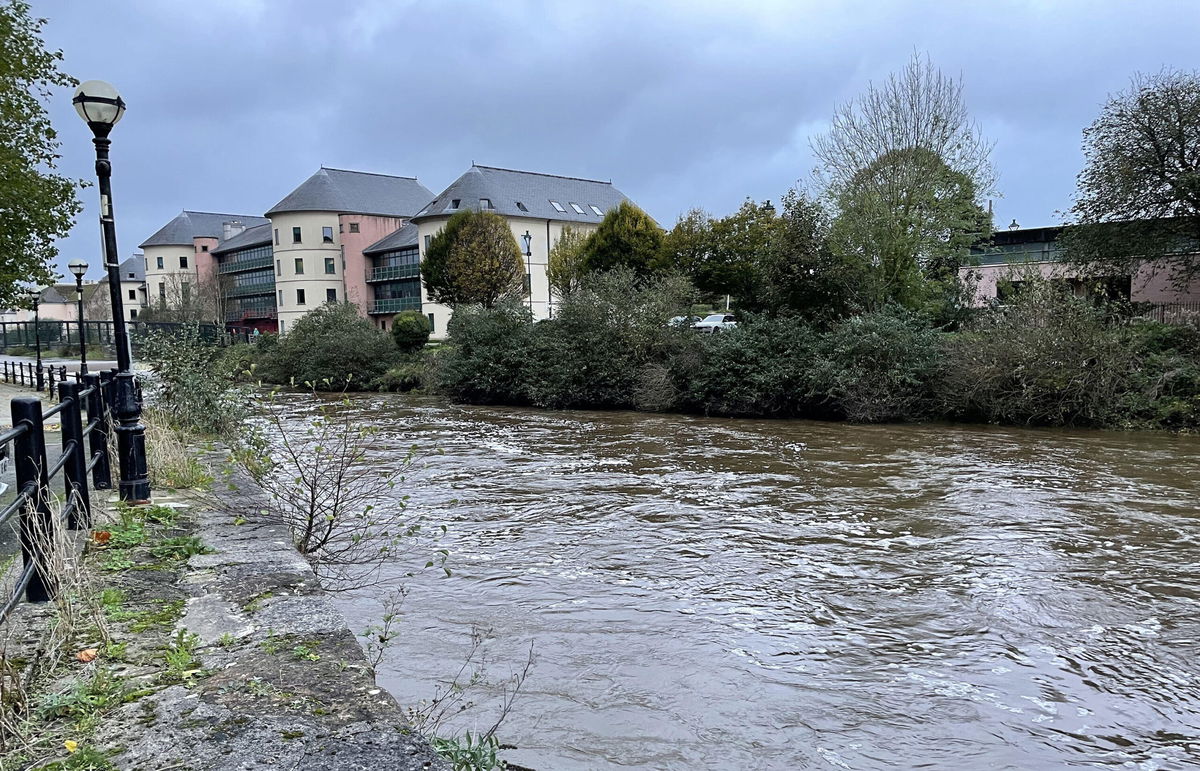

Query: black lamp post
left=73, top=80, right=150, bottom=503
left=68, top=259, right=88, bottom=375
left=521, top=231, right=532, bottom=257
left=23, top=287, right=43, bottom=391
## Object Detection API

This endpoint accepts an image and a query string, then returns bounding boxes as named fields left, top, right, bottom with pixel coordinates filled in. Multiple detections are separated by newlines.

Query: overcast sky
left=35, top=0, right=1200, bottom=281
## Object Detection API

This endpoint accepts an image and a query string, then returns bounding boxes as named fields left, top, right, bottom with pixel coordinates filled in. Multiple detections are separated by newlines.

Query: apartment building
left=140, top=210, right=269, bottom=309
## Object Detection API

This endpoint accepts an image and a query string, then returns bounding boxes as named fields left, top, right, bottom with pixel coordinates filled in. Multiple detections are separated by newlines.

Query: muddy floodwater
left=296, top=394, right=1199, bottom=770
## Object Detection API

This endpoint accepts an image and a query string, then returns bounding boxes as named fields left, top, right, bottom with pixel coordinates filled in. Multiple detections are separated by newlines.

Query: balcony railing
left=217, top=254, right=273, bottom=274
left=226, top=283, right=275, bottom=298
left=368, top=297, right=421, bottom=314
left=366, top=264, right=421, bottom=282
left=225, top=308, right=278, bottom=322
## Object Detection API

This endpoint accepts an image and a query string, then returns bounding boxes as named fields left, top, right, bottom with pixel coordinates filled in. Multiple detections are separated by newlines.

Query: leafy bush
left=811, top=307, right=942, bottom=422
left=680, top=316, right=821, bottom=417
left=391, top=311, right=432, bottom=354
left=138, top=324, right=245, bottom=435
left=370, top=358, right=428, bottom=392
left=263, top=303, right=398, bottom=389
left=939, top=285, right=1142, bottom=426
left=436, top=303, right=534, bottom=404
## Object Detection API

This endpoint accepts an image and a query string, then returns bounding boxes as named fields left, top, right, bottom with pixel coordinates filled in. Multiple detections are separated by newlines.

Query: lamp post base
left=112, top=371, right=150, bottom=503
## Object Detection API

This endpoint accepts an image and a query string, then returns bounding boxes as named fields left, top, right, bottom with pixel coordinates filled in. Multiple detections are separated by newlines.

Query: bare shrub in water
left=233, top=385, right=445, bottom=590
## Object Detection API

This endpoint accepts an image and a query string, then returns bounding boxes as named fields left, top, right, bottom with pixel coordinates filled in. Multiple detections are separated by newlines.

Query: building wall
left=142, top=244, right=198, bottom=305
left=194, top=236, right=219, bottom=288
left=338, top=214, right=406, bottom=310
left=270, top=211, right=345, bottom=332
left=414, top=215, right=597, bottom=339
left=965, top=257, right=1200, bottom=305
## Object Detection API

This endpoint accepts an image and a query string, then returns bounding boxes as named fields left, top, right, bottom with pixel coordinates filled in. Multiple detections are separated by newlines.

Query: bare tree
left=140, top=273, right=230, bottom=324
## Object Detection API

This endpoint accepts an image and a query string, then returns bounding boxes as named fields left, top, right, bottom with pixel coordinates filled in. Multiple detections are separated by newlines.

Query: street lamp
left=74, top=80, right=150, bottom=503
left=23, top=287, right=43, bottom=392
left=521, top=231, right=532, bottom=257
left=68, top=259, right=88, bottom=375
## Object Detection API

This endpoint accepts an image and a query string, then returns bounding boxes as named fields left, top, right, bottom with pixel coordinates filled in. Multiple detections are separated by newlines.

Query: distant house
left=408, top=164, right=635, bottom=336
left=963, top=225, right=1200, bottom=306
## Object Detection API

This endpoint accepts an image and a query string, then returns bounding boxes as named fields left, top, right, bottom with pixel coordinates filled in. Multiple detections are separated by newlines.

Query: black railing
left=0, top=375, right=112, bottom=621
left=0, top=320, right=255, bottom=350
left=1137, top=301, right=1200, bottom=325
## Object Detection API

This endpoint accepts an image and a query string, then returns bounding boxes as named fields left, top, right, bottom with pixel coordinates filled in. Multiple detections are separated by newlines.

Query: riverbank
left=0, top=452, right=446, bottom=770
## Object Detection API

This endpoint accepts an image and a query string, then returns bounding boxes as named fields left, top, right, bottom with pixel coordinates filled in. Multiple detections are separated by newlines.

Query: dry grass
left=142, top=409, right=212, bottom=490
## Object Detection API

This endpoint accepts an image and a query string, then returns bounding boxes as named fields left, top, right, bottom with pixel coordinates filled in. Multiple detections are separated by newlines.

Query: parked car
left=692, top=314, right=737, bottom=333
left=667, top=315, right=701, bottom=328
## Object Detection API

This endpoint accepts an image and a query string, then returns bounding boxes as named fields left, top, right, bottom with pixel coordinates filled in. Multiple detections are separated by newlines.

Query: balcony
left=225, top=308, right=277, bottom=322
left=218, top=254, right=273, bottom=274
left=226, top=283, right=275, bottom=298
left=366, top=264, right=421, bottom=282
left=368, top=297, right=421, bottom=314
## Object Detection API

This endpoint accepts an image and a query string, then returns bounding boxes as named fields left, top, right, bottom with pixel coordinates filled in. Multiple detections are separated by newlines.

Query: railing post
left=12, top=397, right=53, bottom=603
left=58, top=382, right=90, bottom=530
left=84, top=373, right=111, bottom=490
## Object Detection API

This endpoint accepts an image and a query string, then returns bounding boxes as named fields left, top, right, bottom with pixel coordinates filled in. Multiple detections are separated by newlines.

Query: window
left=292, top=227, right=302, bottom=243
left=322, top=226, right=334, bottom=243
left=570, top=202, right=585, bottom=214
left=516, top=201, right=528, bottom=212
left=276, top=259, right=281, bottom=276
left=201, top=245, right=209, bottom=252
left=590, top=205, right=604, bottom=216
left=156, top=256, right=164, bottom=269
left=427, top=313, right=435, bottom=332
left=349, top=222, right=360, bottom=233
left=451, top=199, right=461, bottom=209
left=128, top=289, right=136, bottom=300
left=324, top=257, right=336, bottom=274
left=127, top=272, right=135, bottom=279
left=278, top=320, right=285, bottom=334
left=158, top=282, right=165, bottom=299
left=274, top=228, right=279, bottom=245
left=130, top=309, right=138, bottom=320
left=181, top=283, right=191, bottom=303
left=143, top=258, right=148, bottom=271
left=424, top=235, right=432, bottom=251
left=326, top=288, right=337, bottom=303
left=549, top=200, right=566, bottom=213
left=296, top=288, right=306, bottom=305
left=278, top=290, right=284, bottom=306
left=294, top=258, right=304, bottom=274
left=179, top=255, right=188, bottom=269
left=480, top=198, right=493, bottom=209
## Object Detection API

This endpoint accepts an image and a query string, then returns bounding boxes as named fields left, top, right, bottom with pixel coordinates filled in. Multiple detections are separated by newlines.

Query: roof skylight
left=569, top=203, right=585, bottom=214
left=549, top=200, right=566, bottom=213
left=589, top=205, right=604, bottom=216
left=516, top=202, right=529, bottom=212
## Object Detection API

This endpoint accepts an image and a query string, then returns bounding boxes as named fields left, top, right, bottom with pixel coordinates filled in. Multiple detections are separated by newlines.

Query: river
left=306, top=393, right=1200, bottom=770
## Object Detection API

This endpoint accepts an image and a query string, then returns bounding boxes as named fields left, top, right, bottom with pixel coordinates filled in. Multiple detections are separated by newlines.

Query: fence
left=0, top=320, right=255, bottom=352
left=1136, top=301, right=1200, bottom=326
left=0, top=360, right=75, bottom=399
left=0, top=374, right=113, bottom=621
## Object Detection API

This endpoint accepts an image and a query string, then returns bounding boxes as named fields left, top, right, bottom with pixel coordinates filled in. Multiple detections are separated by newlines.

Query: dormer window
left=480, top=198, right=493, bottom=209
left=549, top=200, right=566, bottom=213
left=516, top=202, right=528, bottom=212
left=570, top=203, right=585, bottom=214
left=590, top=205, right=604, bottom=216
left=451, top=199, right=461, bottom=209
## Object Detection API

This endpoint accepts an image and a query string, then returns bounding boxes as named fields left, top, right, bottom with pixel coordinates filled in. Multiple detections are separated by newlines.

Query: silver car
left=692, top=314, right=737, bottom=333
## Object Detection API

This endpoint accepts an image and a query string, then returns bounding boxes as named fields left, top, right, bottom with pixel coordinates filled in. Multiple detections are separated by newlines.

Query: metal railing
left=1137, top=301, right=1200, bottom=325
left=0, top=360, right=73, bottom=397
left=217, top=254, right=273, bottom=274
left=0, top=375, right=113, bottom=621
left=366, top=264, right=421, bottom=282
left=367, top=297, right=422, bottom=314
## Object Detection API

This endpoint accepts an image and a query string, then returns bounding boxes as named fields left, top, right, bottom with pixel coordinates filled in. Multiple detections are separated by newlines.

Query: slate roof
left=139, top=210, right=269, bottom=248
left=211, top=223, right=273, bottom=255
left=38, top=283, right=106, bottom=304
left=410, top=164, right=636, bottom=225
left=118, top=255, right=145, bottom=282
left=362, top=223, right=419, bottom=255
left=266, top=167, right=435, bottom=218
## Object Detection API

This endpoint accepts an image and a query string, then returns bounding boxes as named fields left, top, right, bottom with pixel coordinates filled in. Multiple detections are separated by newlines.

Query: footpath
left=0, top=456, right=447, bottom=770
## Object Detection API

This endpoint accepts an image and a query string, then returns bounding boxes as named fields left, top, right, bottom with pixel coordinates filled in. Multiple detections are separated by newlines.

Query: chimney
left=222, top=220, right=245, bottom=241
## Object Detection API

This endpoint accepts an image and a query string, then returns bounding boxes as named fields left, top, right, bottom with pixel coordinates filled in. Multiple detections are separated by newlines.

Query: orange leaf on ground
left=91, top=531, right=111, bottom=545
left=75, top=648, right=98, bottom=663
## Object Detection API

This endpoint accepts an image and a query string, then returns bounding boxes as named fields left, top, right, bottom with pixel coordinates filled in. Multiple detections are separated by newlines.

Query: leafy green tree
left=579, top=201, right=664, bottom=276
left=812, top=54, right=993, bottom=311
left=390, top=309, right=431, bottom=353
left=422, top=210, right=525, bottom=308
left=546, top=225, right=590, bottom=298
left=828, top=147, right=991, bottom=310
left=1061, top=69, right=1200, bottom=287
left=0, top=1, right=81, bottom=307
left=663, top=199, right=778, bottom=305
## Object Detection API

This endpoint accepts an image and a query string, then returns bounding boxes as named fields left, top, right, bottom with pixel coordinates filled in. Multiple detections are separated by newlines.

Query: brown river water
left=292, top=393, right=1199, bottom=770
